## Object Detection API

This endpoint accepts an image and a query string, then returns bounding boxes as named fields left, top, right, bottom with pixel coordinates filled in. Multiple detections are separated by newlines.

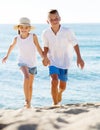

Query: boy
left=42, top=9, right=85, bottom=106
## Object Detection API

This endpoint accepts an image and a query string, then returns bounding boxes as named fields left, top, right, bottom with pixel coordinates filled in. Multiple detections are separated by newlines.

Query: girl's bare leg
left=20, top=66, right=31, bottom=108
left=28, top=73, right=34, bottom=105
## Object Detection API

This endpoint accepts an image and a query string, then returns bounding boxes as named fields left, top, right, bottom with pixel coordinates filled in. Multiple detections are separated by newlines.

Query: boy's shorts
left=18, top=63, right=37, bottom=75
left=49, top=66, right=68, bottom=82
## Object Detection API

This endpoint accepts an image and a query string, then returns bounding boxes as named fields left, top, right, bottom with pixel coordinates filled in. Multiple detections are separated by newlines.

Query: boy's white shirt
left=42, top=26, right=78, bottom=69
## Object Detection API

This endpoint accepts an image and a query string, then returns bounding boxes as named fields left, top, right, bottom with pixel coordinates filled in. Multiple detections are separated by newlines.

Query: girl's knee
left=24, top=74, right=30, bottom=79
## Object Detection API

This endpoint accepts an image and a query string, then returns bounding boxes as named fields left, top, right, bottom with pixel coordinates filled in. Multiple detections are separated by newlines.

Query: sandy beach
left=0, top=103, right=100, bottom=130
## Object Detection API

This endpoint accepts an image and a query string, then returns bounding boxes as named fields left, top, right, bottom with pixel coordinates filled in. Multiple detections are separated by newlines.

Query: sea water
left=0, top=23, right=100, bottom=109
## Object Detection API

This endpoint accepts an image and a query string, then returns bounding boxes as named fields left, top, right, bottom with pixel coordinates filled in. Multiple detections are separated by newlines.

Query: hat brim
left=14, top=24, right=35, bottom=30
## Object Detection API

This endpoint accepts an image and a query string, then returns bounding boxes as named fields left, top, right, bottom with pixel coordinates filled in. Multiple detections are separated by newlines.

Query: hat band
left=20, top=23, right=31, bottom=26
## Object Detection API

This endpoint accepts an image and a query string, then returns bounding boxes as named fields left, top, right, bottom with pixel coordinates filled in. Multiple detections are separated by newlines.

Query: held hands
left=42, top=51, right=50, bottom=66
left=42, top=56, right=50, bottom=66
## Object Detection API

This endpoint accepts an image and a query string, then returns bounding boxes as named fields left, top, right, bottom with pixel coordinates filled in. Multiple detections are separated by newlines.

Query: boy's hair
left=48, top=9, right=60, bottom=17
left=48, top=9, right=59, bottom=14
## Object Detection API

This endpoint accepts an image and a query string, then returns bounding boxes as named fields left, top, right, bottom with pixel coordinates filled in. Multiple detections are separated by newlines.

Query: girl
left=2, top=17, right=43, bottom=108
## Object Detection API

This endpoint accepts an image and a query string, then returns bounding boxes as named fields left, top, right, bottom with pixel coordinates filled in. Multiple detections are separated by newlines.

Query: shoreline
left=0, top=102, right=100, bottom=130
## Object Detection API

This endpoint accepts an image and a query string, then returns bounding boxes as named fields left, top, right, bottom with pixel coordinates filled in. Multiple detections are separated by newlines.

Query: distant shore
left=0, top=102, right=100, bottom=130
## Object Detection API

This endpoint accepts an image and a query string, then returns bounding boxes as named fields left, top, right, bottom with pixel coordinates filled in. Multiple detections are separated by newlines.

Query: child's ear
left=59, top=17, right=61, bottom=21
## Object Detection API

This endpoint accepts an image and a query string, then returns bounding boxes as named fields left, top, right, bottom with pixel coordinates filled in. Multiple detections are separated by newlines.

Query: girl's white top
left=42, top=26, right=78, bottom=69
left=16, top=33, right=37, bottom=68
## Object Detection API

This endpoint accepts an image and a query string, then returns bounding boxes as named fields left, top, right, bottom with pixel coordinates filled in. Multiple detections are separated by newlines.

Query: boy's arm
left=42, top=47, right=50, bottom=66
left=74, top=44, right=85, bottom=69
left=2, top=37, right=17, bottom=63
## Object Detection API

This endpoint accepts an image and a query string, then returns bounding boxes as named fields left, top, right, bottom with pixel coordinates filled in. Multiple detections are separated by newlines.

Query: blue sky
left=0, top=0, right=100, bottom=24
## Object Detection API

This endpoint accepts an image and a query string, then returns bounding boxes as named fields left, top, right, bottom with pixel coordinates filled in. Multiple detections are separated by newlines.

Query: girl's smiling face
left=18, top=25, right=31, bottom=36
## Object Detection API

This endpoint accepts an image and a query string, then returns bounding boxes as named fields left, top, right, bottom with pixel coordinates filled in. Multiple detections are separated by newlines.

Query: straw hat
left=14, top=17, right=34, bottom=30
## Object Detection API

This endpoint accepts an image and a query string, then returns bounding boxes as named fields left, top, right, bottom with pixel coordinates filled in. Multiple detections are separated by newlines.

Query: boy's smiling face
left=47, top=13, right=61, bottom=26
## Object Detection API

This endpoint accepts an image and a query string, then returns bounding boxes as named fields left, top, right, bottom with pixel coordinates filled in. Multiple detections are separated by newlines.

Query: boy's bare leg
left=51, top=74, right=59, bottom=105
left=58, top=81, right=66, bottom=103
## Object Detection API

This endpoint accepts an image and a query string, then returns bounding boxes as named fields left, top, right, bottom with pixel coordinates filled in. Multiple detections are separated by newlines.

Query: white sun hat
left=14, top=17, right=34, bottom=30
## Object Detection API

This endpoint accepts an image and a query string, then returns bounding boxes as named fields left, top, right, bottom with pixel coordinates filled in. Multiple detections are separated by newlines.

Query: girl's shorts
left=18, top=63, right=37, bottom=75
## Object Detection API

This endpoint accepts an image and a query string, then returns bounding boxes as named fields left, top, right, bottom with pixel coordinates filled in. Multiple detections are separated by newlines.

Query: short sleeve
left=68, top=29, right=78, bottom=46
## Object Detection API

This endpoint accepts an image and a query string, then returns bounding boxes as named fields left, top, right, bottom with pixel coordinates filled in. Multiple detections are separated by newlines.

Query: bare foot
left=24, top=101, right=31, bottom=108
left=51, top=103, right=61, bottom=108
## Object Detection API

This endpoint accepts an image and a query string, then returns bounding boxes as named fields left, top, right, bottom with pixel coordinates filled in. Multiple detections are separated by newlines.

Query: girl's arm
left=33, top=34, right=50, bottom=66
left=2, top=37, right=17, bottom=63
left=33, top=34, right=44, bottom=58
